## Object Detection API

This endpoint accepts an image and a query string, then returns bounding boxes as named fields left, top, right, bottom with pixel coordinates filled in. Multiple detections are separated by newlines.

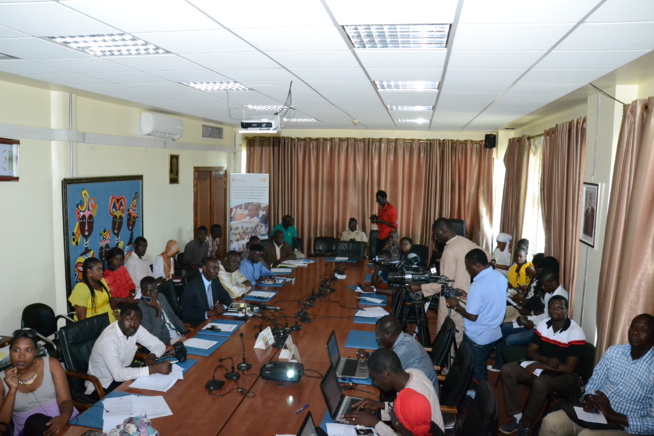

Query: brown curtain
left=246, top=137, right=494, bottom=253
left=597, top=97, right=654, bottom=356
left=541, top=117, right=586, bottom=312
left=500, top=135, right=530, bottom=241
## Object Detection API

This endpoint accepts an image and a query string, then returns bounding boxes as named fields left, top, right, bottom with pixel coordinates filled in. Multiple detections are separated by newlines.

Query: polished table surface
left=63, top=259, right=381, bottom=436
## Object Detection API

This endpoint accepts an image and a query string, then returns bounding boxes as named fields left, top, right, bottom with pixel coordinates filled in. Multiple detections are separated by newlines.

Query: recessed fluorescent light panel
left=245, top=105, right=285, bottom=111
left=46, top=34, right=168, bottom=57
left=283, top=117, right=317, bottom=123
left=387, top=105, right=434, bottom=111
left=344, top=24, right=450, bottom=49
left=375, top=81, right=439, bottom=91
left=182, top=82, right=250, bottom=91
left=396, top=118, right=430, bottom=124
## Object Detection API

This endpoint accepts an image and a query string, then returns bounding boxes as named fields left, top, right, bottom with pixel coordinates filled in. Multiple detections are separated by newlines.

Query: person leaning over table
left=239, top=244, right=276, bottom=285
left=343, top=348, right=443, bottom=436
left=182, top=257, right=233, bottom=327
left=86, top=304, right=171, bottom=395
left=219, top=251, right=252, bottom=299
left=138, top=276, right=187, bottom=345
left=539, top=313, right=654, bottom=436
left=0, top=328, right=79, bottom=436
left=68, top=257, right=117, bottom=323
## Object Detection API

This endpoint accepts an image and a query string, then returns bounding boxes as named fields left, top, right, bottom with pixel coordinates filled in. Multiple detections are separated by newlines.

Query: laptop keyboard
left=341, top=359, right=358, bottom=377
left=341, top=397, right=356, bottom=416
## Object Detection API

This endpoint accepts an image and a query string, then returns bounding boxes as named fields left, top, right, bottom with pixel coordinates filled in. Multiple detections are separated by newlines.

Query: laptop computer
left=320, top=364, right=367, bottom=424
left=326, top=330, right=369, bottom=379
left=296, top=411, right=326, bottom=436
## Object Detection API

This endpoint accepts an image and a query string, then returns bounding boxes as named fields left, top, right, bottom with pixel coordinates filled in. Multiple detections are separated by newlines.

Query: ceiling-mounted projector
left=240, top=116, right=280, bottom=134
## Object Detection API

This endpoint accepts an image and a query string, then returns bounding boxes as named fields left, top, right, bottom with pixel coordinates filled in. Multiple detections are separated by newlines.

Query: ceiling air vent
left=202, top=125, right=223, bottom=139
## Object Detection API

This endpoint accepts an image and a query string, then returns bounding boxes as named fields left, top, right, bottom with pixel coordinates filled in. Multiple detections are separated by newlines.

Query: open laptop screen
left=320, top=364, right=342, bottom=418
left=326, top=330, right=340, bottom=367
left=297, top=411, right=318, bottom=436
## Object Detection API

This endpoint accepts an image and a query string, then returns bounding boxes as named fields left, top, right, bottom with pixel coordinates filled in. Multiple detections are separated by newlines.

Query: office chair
left=335, top=240, right=367, bottom=260
left=439, top=341, right=474, bottom=435
left=411, top=244, right=429, bottom=266
left=312, top=237, right=338, bottom=257
left=58, top=313, right=111, bottom=410
left=457, top=380, right=499, bottom=436
left=448, top=219, right=466, bottom=238
left=426, top=316, right=458, bottom=372
left=21, top=303, right=74, bottom=358
left=369, top=230, right=379, bottom=259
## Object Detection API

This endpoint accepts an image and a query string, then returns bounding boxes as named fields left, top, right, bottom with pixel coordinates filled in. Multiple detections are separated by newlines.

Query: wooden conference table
left=64, top=258, right=381, bottom=436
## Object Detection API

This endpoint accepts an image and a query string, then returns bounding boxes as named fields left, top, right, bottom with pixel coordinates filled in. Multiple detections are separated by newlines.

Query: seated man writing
left=344, top=348, right=444, bottom=436
left=239, top=244, right=275, bottom=285
left=500, top=296, right=585, bottom=436
left=263, top=230, right=296, bottom=267
left=138, top=276, right=187, bottom=345
left=219, top=251, right=252, bottom=298
left=540, top=313, right=654, bottom=436
left=182, top=257, right=232, bottom=327
left=86, top=304, right=171, bottom=395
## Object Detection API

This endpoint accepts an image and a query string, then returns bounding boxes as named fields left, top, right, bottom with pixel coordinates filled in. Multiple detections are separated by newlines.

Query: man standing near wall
left=371, top=190, right=398, bottom=256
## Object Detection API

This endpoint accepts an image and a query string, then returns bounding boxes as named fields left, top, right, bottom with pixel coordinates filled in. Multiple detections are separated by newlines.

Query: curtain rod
left=527, top=133, right=544, bottom=140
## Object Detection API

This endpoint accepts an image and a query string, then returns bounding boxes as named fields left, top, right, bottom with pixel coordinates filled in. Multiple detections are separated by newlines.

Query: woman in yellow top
left=68, top=257, right=116, bottom=323
left=507, top=248, right=532, bottom=291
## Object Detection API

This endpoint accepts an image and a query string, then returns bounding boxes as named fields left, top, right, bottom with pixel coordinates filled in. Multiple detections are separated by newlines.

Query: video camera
left=387, top=266, right=442, bottom=285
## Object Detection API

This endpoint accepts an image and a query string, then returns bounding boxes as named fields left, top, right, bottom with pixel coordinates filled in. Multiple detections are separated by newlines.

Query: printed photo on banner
left=229, top=174, right=269, bottom=252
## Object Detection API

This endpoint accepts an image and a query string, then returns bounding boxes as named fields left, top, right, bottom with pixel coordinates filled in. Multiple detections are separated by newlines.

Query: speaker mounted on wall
left=484, top=134, right=497, bottom=149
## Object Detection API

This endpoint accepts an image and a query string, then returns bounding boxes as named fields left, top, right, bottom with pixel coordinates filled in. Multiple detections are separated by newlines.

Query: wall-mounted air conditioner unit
left=140, top=112, right=183, bottom=140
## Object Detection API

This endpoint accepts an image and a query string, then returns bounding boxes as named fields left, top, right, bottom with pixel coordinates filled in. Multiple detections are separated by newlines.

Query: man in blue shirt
left=446, top=248, right=507, bottom=381
left=540, top=313, right=654, bottom=436
left=375, top=315, right=439, bottom=394
left=239, top=244, right=275, bottom=285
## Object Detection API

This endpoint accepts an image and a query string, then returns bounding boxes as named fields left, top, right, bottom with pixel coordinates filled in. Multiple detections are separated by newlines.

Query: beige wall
left=0, top=79, right=239, bottom=332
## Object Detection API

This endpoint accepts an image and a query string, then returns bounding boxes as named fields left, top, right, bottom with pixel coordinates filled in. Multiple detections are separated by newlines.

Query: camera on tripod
left=387, top=266, right=442, bottom=285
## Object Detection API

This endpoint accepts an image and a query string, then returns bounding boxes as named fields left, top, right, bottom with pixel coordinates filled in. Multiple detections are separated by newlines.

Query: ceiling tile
left=25, top=73, right=110, bottom=87
left=446, top=69, right=523, bottom=82
left=586, top=0, right=654, bottom=22
left=35, top=57, right=135, bottom=74
left=458, top=0, right=599, bottom=24
left=0, top=24, right=27, bottom=38
left=186, top=52, right=279, bottom=70
left=0, top=60, right=67, bottom=76
left=325, top=0, right=458, bottom=24
left=521, top=69, right=610, bottom=83
left=267, top=51, right=359, bottom=69
left=453, top=24, right=574, bottom=51
left=292, top=68, right=368, bottom=82
left=0, top=38, right=87, bottom=60
left=149, top=70, right=229, bottom=83
left=448, top=51, right=545, bottom=69
left=537, top=50, right=650, bottom=70
left=63, top=0, right=221, bottom=32
left=556, top=23, right=654, bottom=51
left=356, top=50, right=447, bottom=69
left=441, top=81, right=510, bottom=93
left=232, top=26, right=350, bottom=52
left=107, top=55, right=205, bottom=71
left=0, top=2, right=118, bottom=36
left=221, top=68, right=296, bottom=84
left=87, top=71, right=170, bottom=85
left=134, top=30, right=254, bottom=54
left=381, top=92, right=438, bottom=106
left=366, top=67, right=443, bottom=82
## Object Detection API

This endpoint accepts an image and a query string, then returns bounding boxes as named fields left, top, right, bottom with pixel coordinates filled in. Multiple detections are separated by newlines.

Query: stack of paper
left=279, top=259, right=309, bottom=267
left=358, top=296, right=384, bottom=304
left=102, top=395, right=173, bottom=432
left=520, top=360, right=544, bottom=376
left=128, top=364, right=184, bottom=392
left=354, top=307, right=389, bottom=318
left=184, top=338, right=218, bottom=349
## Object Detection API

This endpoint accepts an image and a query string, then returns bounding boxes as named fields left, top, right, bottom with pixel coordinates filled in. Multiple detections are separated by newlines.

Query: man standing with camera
left=446, top=248, right=507, bottom=381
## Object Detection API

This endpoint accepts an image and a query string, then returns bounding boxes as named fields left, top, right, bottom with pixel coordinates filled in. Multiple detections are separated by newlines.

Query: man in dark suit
left=138, top=276, right=188, bottom=345
left=263, top=230, right=296, bottom=267
left=182, top=257, right=232, bottom=327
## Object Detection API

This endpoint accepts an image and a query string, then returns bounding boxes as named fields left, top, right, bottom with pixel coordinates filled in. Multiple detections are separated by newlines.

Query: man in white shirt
left=341, top=218, right=368, bottom=243
left=86, top=304, right=171, bottom=395
left=343, top=348, right=444, bottom=436
left=219, top=251, right=252, bottom=298
left=125, top=237, right=163, bottom=298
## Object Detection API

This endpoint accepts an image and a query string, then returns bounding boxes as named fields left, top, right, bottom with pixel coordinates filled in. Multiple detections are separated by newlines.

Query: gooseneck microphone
left=220, top=356, right=241, bottom=381
left=237, top=332, right=252, bottom=371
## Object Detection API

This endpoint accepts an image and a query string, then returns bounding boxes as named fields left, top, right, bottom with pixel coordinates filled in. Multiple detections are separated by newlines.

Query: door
left=193, top=167, right=227, bottom=259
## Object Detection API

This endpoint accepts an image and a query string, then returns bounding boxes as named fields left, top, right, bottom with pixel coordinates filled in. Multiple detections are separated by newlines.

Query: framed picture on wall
left=580, top=182, right=600, bottom=248
left=169, top=154, right=179, bottom=184
left=62, top=175, right=143, bottom=300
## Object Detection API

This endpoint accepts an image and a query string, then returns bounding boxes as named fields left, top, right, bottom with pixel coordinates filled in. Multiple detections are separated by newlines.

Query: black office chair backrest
left=369, top=230, right=379, bottom=259
left=335, top=241, right=367, bottom=260
left=313, top=237, right=338, bottom=256
left=411, top=244, right=429, bottom=267
left=22, top=303, right=58, bottom=338
left=59, top=313, right=110, bottom=374
left=429, top=316, right=457, bottom=370
left=578, top=342, right=596, bottom=385
left=448, top=219, right=466, bottom=238
left=458, top=380, right=499, bottom=436
left=440, top=340, right=474, bottom=408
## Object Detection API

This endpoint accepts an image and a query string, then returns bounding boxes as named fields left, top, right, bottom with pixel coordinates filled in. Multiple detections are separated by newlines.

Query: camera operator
left=410, top=218, right=487, bottom=344
left=445, top=248, right=507, bottom=381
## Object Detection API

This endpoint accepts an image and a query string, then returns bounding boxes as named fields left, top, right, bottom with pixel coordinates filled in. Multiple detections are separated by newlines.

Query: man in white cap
left=491, top=233, right=512, bottom=277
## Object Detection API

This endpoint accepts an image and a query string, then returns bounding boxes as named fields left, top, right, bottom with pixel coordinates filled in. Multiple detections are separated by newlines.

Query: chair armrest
left=437, top=374, right=446, bottom=381
left=65, top=370, right=106, bottom=398
left=424, top=347, right=432, bottom=352
left=440, top=405, right=457, bottom=414
left=56, top=314, right=76, bottom=324
left=433, top=365, right=441, bottom=371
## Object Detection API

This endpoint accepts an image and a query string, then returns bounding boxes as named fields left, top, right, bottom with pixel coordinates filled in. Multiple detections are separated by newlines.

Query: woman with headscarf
left=490, top=233, right=512, bottom=277
left=390, top=388, right=444, bottom=436
left=153, top=240, right=180, bottom=281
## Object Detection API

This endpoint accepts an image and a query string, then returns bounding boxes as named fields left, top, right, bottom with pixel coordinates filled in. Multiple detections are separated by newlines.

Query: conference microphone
left=237, top=332, right=252, bottom=372
left=220, top=356, right=241, bottom=381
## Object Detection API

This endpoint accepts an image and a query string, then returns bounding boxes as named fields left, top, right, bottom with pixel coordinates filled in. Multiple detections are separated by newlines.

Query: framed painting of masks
left=62, top=175, right=143, bottom=298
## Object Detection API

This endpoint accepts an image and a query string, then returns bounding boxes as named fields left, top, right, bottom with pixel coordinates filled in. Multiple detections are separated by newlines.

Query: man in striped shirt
left=500, top=296, right=586, bottom=436
left=540, top=313, right=654, bottom=436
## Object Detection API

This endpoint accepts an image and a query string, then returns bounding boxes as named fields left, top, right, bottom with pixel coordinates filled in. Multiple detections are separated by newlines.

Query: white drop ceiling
left=0, top=0, right=652, bottom=131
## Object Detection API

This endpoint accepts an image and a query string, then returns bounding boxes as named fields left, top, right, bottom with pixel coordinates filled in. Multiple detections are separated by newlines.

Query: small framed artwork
left=580, top=182, right=600, bottom=248
left=0, top=138, right=20, bottom=181
left=169, top=154, right=179, bottom=184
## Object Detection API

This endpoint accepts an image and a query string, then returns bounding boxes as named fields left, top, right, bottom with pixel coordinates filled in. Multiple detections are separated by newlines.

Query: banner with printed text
left=229, top=173, right=270, bottom=251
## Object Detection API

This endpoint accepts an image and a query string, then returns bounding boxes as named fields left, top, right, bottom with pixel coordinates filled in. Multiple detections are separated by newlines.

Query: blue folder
left=256, top=281, right=284, bottom=287
left=339, top=376, right=373, bottom=386
left=243, top=291, right=278, bottom=302
left=157, top=357, right=198, bottom=374
left=344, top=330, right=378, bottom=350
left=185, top=335, right=229, bottom=356
left=353, top=316, right=379, bottom=325
left=199, top=319, right=245, bottom=337
left=324, top=257, right=358, bottom=263
left=364, top=274, right=372, bottom=283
